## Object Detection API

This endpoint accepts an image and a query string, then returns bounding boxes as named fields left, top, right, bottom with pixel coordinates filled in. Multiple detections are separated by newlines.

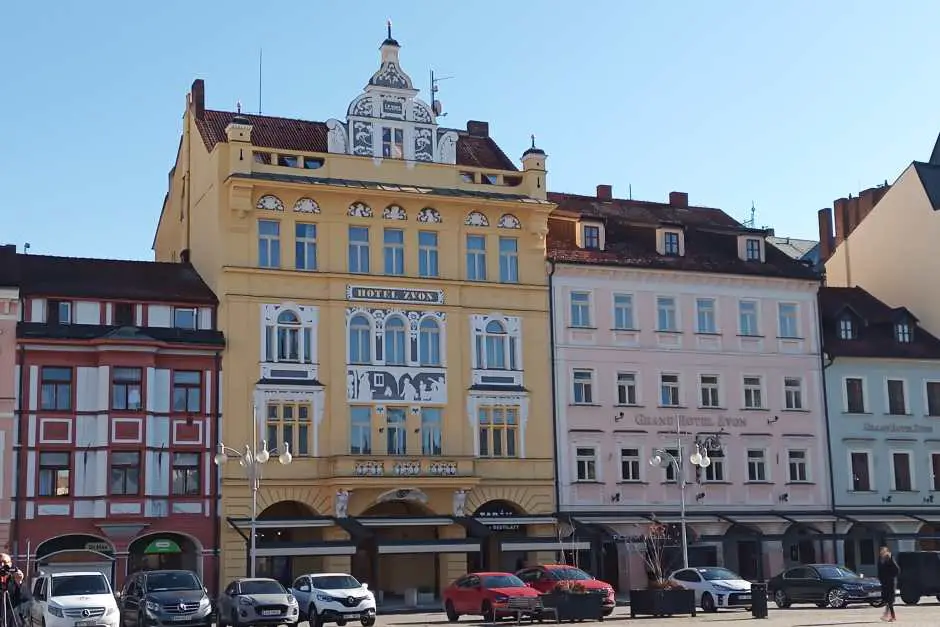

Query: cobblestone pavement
left=370, top=602, right=940, bottom=626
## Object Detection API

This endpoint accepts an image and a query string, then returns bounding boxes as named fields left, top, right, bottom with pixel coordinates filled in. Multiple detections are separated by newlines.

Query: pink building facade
left=0, top=245, right=18, bottom=553
left=548, top=188, right=831, bottom=592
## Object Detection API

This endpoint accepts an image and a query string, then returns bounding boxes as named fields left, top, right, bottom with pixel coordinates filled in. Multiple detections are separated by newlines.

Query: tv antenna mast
left=429, top=69, right=453, bottom=118
left=743, top=202, right=756, bottom=228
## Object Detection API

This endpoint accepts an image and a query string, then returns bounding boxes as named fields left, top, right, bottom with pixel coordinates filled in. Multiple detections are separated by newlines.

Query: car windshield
left=549, top=568, right=592, bottom=581
left=147, top=572, right=201, bottom=592
left=482, top=575, right=525, bottom=588
left=698, top=568, right=742, bottom=581
left=52, top=574, right=110, bottom=597
left=310, top=576, right=361, bottom=590
left=816, top=566, right=858, bottom=579
left=241, top=580, right=285, bottom=595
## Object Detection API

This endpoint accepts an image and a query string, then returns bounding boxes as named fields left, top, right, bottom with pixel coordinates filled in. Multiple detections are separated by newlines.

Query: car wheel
left=773, top=589, right=791, bottom=609
left=826, top=588, right=847, bottom=609
left=481, top=600, right=496, bottom=623
left=337, top=620, right=347, bottom=627
left=701, top=593, right=717, bottom=613
left=308, top=604, right=323, bottom=627
left=445, top=600, right=459, bottom=623
left=360, top=618, right=375, bottom=627
left=901, top=591, right=920, bottom=605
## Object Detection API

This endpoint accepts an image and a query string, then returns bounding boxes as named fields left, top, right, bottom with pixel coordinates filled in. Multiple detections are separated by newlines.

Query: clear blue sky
left=4, top=0, right=940, bottom=260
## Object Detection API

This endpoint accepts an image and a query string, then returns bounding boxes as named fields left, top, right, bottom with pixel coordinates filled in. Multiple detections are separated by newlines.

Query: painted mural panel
left=346, top=366, right=445, bottom=403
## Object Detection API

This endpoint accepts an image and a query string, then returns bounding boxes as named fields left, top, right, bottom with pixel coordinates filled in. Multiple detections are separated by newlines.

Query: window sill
left=744, top=481, right=773, bottom=485
left=695, top=331, right=721, bottom=337
left=737, top=334, right=765, bottom=339
left=617, top=481, right=648, bottom=485
left=844, top=412, right=873, bottom=416
left=785, top=481, right=815, bottom=486
left=889, top=490, right=917, bottom=494
left=702, top=481, right=732, bottom=485
left=884, top=412, right=913, bottom=417
left=568, top=326, right=598, bottom=331
left=570, top=403, right=602, bottom=407
left=573, top=480, right=603, bottom=484
left=781, top=408, right=810, bottom=413
left=655, top=330, right=682, bottom=335
left=740, top=407, right=770, bottom=412
left=698, top=406, right=727, bottom=411
left=611, top=328, right=640, bottom=332
left=658, top=405, right=688, bottom=409
left=776, top=336, right=805, bottom=341
left=848, top=490, right=877, bottom=494
left=614, top=404, right=644, bottom=408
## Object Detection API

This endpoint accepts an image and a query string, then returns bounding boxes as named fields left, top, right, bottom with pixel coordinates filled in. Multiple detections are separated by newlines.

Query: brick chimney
left=817, top=208, right=834, bottom=261
left=596, top=185, right=612, bottom=201
left=833, top=197, right=849, bottom=245
left=466, top=121, right=489, bottom=137
left=669, top=191, right=689, bottom=208
left=191, top=79, right=205, bottom=120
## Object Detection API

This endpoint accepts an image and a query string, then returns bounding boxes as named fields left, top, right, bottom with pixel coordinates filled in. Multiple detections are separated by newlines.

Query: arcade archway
left=128, top=533, right=202, bottom=578
left=254, top=500, right=323, bottom=585
left=722, top=524, right=763, bottom=581
left=471, top=499, right=529, bottom=573
left=783, top=523, right=820, bottom=567
left=34, top=534, right=115, bottom=583
left=844, top=522, right=889, bottom=577
left=918, top=523, right=940, bottom=551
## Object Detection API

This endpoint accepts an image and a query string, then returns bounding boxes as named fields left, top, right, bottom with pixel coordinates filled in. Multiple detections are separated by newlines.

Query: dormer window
left=839, top=316, right=856, bottom=340
left=896, top=322, right=912, bottom=343
left=664, top=232, right=680, bottom=256
left=577, top=221, right=604, bottom=251
left=745, top=238, right=761, bottom=261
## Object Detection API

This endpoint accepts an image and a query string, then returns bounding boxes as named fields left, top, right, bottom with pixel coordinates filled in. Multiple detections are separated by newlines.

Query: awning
left=255, top=543, right=357, bottom=558
left=144, top=539, right=181, bottom=555
left=377, top=540, right=480, bottom=555
left=227, top=516, right=335, bottom=531
left=501, top=540, right=591, bottom=552
left=359, top=517, right=454, bottom=527
left=475, top=516, right=557, bottom=526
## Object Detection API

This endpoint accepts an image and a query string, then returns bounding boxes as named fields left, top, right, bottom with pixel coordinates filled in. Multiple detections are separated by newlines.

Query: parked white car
left=290, top=573, right=376, bottom=627
left=668, top=567, right=752, bottom=612
left=27, top=571, right=120, bottom=627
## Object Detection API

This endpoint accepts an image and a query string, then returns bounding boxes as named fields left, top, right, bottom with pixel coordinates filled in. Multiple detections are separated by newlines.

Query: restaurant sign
left=634, top=413, right=748, bottom=428
left=475, top=502, right=520, bottom=532
left=346, top=285, right=445, bottom=305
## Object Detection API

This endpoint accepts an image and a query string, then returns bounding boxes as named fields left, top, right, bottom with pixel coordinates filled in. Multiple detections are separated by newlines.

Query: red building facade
left=12, top=253, right=224, bottom=590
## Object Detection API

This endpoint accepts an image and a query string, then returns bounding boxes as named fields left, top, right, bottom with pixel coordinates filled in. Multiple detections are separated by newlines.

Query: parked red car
left=516, top=564, right=616, bottom=616
left=443, top=571, right=542, bottom=622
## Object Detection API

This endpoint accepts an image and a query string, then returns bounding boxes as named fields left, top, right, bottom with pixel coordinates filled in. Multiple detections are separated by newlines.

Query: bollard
left=750, top=582, right=768, bottom=618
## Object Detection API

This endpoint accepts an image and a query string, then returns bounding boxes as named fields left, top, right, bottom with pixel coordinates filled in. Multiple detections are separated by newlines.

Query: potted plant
left=628, top=522, right=696, bottom=618
left=540, top=579, right=606, bottom=621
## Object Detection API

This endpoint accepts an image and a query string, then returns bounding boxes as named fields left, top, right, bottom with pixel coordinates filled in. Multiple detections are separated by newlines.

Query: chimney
left=846, top=196, right=861, bottom=235
left=817, top=208, right=834, bottom=261
left=596, top=184, right=613, bottom=201
left=466, top=121, right=489, bottom=138
left=191, top=79, right=205, bottom=120
left=833, top=197, right=848, bottom=245
left=669, top=191, right=689, bottom=208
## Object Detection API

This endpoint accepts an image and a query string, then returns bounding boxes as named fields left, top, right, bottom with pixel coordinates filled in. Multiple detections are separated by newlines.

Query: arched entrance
left=471, top=500, right=528, bottom=573
left=722, top=524, right=762, bottom=581
left=783, top=524, right=820, bottom=567
left=255, top=500, right=323, bottom=585
left=844, top=523, right=888, bottom=577
left=128, top=533, right=202, bottom=578
left=918, top=523, right=940, bottom=551
left=34, top=534, right=115, bottom=583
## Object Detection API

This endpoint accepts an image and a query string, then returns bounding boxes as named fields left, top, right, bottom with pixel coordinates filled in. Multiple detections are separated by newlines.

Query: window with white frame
left=700, top=375, right=720, bottom=408
left=617, top=372, right=637, bottom=405
left=660, top=374, right=680, bottom=407
left=386, top=407, right=407, bottom=455
left=384, top=316, right=407, bottom=365
left=418, top=231, right=439, bottom=278
left=787, top=450, right=808, bottom=482
left=264, top=307, right=315, bottom=364
left=472, top=315, right=521, bottom=371
left=466, top=235, right=487, bottom=281
left=743, top=375, right=763, bottom=409
left=696, top=298, right=717, bottom=333
left=383, top=229, right=405, bottom=276
left=778, top=303, right=799, bottom=338
left=838, top=316, right=855, bottom=340
left=173, top=307, right=197, bottom=330
left=663, top=231, right=680, bottom=255
left=498, top=237, right=519, bottom=283
left=747, top=449, right=767, bottom=481
left=613, top=294, right=635, bottom=330
left=784, top=377, right=804, bottom=410
left=570, top=292, right=592, bottom=327
left=703, top=449, right=725, bottom=482
left=745, top=238, right=761, bottom=261
left=478, top=405, right=518, bottom=457
left=382, top=126, right=404, bottom=158
left=887, top=379, right=907, bottom=415
left=739, top=300, right=759, bottom=336
left=576, top=447, right=597, bottom=481
left=418, top=318, right=441, bottom=366
left=258, top=219, right=281, bottom=268
left=896, top=322, right=912, bottom=343
left=845, top=377, right=866, bottom=413
left=421, top=408, right=442, bottom=456
left=656, top=296, right=678, bottom=332
left=850, top=451, right=872, bottom=491
left=582, top=224, right=601, bottom=249
left=348, top=314, right=372, bottom=364
left=348, top=226, right=370, bottom=273
left=620, top=447, right=641, bottom=482
left=295, top=223, right=317, bottom=271
left=572, top=370, right=594, bottom=404
left=892, top=451, right=913, bottom=491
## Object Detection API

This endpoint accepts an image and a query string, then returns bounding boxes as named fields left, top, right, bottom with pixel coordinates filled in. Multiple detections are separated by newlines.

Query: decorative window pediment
left=470, top=313, right=522, bottom=372
left=465, top=211, right=489, bottom=227
left=383, top=204, right=407, bottom=220
left=293, top=197, right=320, bottom=214
left=417, top=207, right=442, bottom=223
left=348, top=202, right=373, bottom=218
left=261, top=303, right=318, bottom=366
left=498, top=214, right=521, bottom=229
left=256, top=194, right=284, bottom=212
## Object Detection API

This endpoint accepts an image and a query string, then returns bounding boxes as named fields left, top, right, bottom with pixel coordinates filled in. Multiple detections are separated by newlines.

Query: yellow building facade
left=153, top=32, right=565, bottom=602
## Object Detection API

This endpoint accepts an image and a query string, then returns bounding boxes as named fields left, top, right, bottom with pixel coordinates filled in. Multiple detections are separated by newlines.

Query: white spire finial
left=236, top=100, right=242, bottom=114
left=387, top=18, right=392, bottom=40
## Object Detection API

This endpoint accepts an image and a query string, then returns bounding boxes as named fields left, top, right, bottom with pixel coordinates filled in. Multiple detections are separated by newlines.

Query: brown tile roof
left=819, top=286, right=940, bottom=359
left=547, top=192, right=819, bottom=280
left=17, top=254, right=218, bottom=304
left=194, top=110, right=517, bottom=171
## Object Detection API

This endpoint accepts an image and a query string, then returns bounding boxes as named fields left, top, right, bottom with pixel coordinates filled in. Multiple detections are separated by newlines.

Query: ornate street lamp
left=649, top=444, right=714, bottom=569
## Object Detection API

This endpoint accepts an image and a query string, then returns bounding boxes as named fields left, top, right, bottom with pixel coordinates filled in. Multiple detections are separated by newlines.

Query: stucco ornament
left=438, top=131, right=458, bottom=164
left=326, top=119, right=348, bottom=154
left=293, top=197, right=320, bottom=214
left=453, top=489, right=468, bottom=517
left=465, top=211, right=489, bottom=227
left=417, top=207, right=442, bottom=223
left=348, top=202, right=373, bottom=218
left=383, top=204, right=407, bottom=220
left=256, top=194, right=284, bottom=211
left=498, top=214, right=522, bottom=229
left=334, top=489, right=350, bottom=518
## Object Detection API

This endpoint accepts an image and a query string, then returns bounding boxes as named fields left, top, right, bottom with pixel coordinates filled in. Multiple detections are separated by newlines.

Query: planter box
left=630, top=588, right=696, bottom=618
left=540, top=590, right=606, bottom=621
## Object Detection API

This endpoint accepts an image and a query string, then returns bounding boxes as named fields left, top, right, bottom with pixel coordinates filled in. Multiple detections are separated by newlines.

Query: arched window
left=276, top=311, right=301, bottom=362
left=483, top=320, right=507, bottom=369
left=419, top=318, right=441, bottom=366
left=385, top=317, right=407, bottom=365
left=349, top=315, right=372, bottom=364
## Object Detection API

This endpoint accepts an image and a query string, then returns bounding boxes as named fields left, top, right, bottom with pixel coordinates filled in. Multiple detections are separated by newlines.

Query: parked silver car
left=217, top=578, right=299, bottom=627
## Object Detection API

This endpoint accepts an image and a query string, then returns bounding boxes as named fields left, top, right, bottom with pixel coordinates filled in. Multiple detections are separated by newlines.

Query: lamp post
left=214, top=406, right=293, bottom=578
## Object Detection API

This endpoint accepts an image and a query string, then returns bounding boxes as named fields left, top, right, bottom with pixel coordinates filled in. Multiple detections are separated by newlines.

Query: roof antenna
left=743, top=202, right=756, bottom=228
left=430, top=69, right=452, bottom=118
left=23, top=243, right=30, bottom=255
left=258, top=48, right=263, bottom=115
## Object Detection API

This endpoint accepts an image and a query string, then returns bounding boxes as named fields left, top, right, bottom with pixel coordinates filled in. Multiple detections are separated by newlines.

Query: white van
left=27, top=571, right=120, bottom=627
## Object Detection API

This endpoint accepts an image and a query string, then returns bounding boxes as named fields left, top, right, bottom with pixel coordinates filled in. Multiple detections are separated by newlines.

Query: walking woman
left=878, top=546, right=899, bottom=622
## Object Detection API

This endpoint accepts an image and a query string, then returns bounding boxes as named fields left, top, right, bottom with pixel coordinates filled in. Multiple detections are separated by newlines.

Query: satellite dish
left=432, top=100, right=443, bottom=116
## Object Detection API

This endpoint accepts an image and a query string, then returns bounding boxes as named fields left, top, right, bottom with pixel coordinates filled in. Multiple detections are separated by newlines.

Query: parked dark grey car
left=217, top=578, right=299, bottom=627
left=119, top=570, right=213, bottom=627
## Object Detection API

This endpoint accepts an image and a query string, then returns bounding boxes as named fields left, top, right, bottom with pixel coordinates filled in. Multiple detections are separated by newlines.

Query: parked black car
left=119, top=570, right=214, bottom=627
left=898, top=551, right=940, bottom=605
left=767, top=564, right=881, bottom=609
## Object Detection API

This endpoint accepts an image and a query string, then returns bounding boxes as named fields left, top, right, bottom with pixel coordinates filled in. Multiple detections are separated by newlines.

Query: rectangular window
left=896, top=323, right=912, bottom=343
left=617, top=372, right=637, bottom=406
left=887, top=379, right=907, bottom=415
left=418, top=231, right=439, bottom=278
left=386, top=407, right=407, bottom=456
left=172, top=371, right=201, bottom=413
left=466, top=235, right=487, bottom=281
left=932, top=453, right=940, bottom=491
left=660, top=374, right=680, bottom=407
left=656, top=296, right=677, bottom=331
left=266, top=403, right=312, bottom=457
left=258, top=219, right=281, bottom=268
left=498, top=237, right=519, bottom=283
left=173, top=307, right=197, bottom=330
left=46, top=300, right=72, bottom=325
left=704, top=450, right=725, bottom=482
left=478, top=406, right=518, bottom=458
left=295, top=223, right=318, bottom=271
left=928, top=382, right=940, bottom=417
left=739, top=300, right=759, bottom=336
left=382, top=127, right=404, bottom=159
left=851, top=451, right=872, bottom=491
left=421, top=408, right=442, bottom=456
left=350, top=407, right=372, bottom=455
left=383, top=229, right=405, bottom=276
left=778, top=303, right=799, bottom=338
left=109, top=451, right=141, bottom=495
left=620, top=448, right=641, bottom=482
left=38, top=452, right=70, bottom=497
left=570, top=292, right=591, bottom=327
left=613, top=294, right=634, bottom=330
left=839, top=318, right=855, bottom=340
left=348, top=226, right=370, bottom=274
left=788, top=450, right=808, bottom=482
left=583, top=225, right=600, bottom=249
left=111, top=367, right=142, bottom=411
left=845, top=378, right=865, bottom=413
left=114, top=302, right=135, bottom=326
left=745, top=238, right=761, bottom=261
left=784, top=377, right=804, bottom=410
left=572, top=370, right=594, bottom=404
left=663, top=232, right=680, bottom=255
left=747, top=449, right=767, bottom=482
left=696, top=298, right=717, bottom=333
left=892, top=452, right=913, bottom=491
left=575, top=447, right=597, bottom=481
left=40, top=367, right=72, bottom=411
left=171, top=452, right=201, bottom=496
left=743, top=376, right=763, bottom=409
left=700, top=375, right=720, bottom=408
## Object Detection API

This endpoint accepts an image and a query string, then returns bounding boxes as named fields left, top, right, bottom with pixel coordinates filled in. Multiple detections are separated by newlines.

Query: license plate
left=169, top=616, right=192, bottom=621
left=739, top=595, right=751, bottom=601
left=261, top=610, right=280, bottom=616
left=75, top=621, right=100, bottom=627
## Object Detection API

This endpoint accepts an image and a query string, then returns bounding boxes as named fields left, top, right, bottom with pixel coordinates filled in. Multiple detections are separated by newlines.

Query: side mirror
left=361, top=583, right=368, bottom=590
left=204, top=587, right=209, bottom=594
left=114, top=592, right=122, bottom=599
left=299, top=586, right=310, bottom=592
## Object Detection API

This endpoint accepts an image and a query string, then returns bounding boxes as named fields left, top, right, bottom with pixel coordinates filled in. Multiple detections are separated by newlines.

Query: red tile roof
left=194, top=110, right=517, bottom=171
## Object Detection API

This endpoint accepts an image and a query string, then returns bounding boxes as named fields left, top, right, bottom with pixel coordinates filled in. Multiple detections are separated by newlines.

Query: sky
left=4, top=0, right=940, bottom=260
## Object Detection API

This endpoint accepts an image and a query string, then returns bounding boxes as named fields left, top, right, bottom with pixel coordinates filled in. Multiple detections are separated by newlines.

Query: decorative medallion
left=256, top=194, right=284, bottom=212
left=417, top=207, right=442, bottom=224
left=383, top=204, right=407, bottom=220
left=293, top=198, right=320, bottom=214
left=348, top=202, right=373, bottom=218
left=465, top=211, right=489, bottom=227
